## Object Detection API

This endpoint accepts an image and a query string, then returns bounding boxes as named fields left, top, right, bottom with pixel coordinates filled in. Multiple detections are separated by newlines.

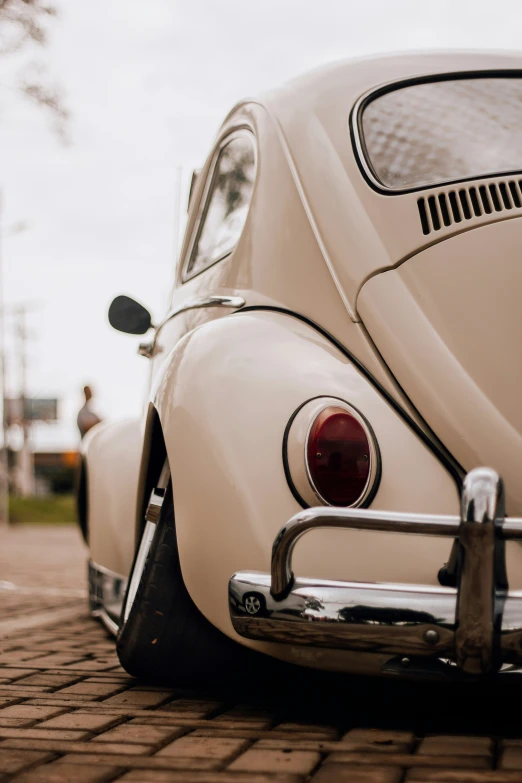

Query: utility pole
left=14, top=305, right=34, bottom=497
left=0, top=193, right=9, bottom=526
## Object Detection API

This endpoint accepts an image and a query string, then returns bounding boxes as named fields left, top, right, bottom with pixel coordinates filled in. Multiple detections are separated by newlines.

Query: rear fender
left=154, top=310, right=469, bottom=657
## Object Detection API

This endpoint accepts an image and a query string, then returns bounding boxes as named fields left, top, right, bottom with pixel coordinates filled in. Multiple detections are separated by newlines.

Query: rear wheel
left=117, top=467, right=281, bottom=687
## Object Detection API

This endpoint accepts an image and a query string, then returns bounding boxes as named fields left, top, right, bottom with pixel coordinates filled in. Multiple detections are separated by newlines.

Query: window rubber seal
left=350, top=68, right=522, bottom=196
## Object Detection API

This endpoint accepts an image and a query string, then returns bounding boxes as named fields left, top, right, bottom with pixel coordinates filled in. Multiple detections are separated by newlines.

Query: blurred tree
left=0, top=0, right=68, bottom=138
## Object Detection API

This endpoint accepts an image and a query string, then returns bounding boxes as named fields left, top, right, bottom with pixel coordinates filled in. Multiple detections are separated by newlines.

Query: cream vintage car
left=80, top=51, right=522, bottom=683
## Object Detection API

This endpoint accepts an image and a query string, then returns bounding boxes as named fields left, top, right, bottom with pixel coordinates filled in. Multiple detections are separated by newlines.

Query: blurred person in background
left=77, top=385, right=102, bottom=439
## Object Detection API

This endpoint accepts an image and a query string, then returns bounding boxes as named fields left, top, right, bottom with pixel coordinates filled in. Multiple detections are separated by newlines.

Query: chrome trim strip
left=121, top=520, right=156, bottom=626
left=121, top=461, right=171, bottom=626
left=229, top=467, right=522, bottom=677
left=142, top=295, right=246, bottom=359
left=159, top=295, right=246, bottom=332
left=88, top=560, right=128, bottom=637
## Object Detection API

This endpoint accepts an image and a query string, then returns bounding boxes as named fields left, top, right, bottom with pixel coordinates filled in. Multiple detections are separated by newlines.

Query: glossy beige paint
left=155, top=309, right=460, bottom=664
left=159, top=103, right=404, bottom=403
left=153, top=311, right=522, bottom=666
left=86, top=51, right=522, bottom=670
left=82, top=419, right=141, bottom=576
left=264, top=50, right=522, bottom=313
left=154, top=94, right=433, bottom=434
left=358, top=218, right=522, bottom=515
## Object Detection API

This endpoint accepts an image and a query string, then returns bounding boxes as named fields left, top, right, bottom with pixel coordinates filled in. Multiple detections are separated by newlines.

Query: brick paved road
left=0, top=525, right=521, bottom=782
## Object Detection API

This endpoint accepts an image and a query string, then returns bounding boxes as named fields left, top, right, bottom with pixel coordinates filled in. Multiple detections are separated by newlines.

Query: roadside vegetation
left=9, top=494, right=75, bottom=525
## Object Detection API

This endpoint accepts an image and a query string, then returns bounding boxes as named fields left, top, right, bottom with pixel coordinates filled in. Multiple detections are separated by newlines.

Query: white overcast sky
left=1, top=0, right=522, bottom=449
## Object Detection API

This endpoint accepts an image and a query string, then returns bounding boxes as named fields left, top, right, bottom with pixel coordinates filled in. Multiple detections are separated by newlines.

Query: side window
left=184, top=133, right=256, bottom=280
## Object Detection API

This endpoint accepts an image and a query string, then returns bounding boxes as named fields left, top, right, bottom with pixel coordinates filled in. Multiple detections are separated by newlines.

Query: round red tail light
left=306, top=406, right=374, bottom=507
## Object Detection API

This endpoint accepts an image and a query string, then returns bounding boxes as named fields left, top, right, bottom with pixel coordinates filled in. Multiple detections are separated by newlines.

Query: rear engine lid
left=357, top=218, right=522, bottom=514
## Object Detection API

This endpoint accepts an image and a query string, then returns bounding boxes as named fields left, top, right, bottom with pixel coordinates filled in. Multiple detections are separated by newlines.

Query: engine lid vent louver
left=418, top=179, right=522, bottom=235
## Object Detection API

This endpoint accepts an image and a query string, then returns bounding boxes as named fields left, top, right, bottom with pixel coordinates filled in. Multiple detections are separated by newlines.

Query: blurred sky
left=2, top=0, right=522, bottom=449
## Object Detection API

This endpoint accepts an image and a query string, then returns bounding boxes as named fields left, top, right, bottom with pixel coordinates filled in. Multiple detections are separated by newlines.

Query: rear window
left=360, top=77, right=522, bottom=190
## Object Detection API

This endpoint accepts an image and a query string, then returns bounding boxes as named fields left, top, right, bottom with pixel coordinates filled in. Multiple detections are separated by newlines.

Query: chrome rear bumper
left=229, top=468, right=522, bottom=678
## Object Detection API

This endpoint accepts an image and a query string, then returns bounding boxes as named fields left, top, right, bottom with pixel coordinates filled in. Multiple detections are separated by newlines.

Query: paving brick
left=228, top=748, right=321, bottom=775
left=24, top=698, right=100, bottom=708
left=0, top=686, right=55, bottom=697
left=275, top=721, right=337, bottom=735
left=417, top=735, right=493, bottom=757
left=161, top=700, right=223, bottom=719
left=323, top=752, right=490, bottom=769
left=101, top=690, right=174, bottom=708
left=12, top=760, right=122, bottom=782
left=0, top=748, right=56, bottom=775
left=0, top=667, right=38, bottom=680
left=37, top=713, right=124, bottom=732
left=2, top=519, right=519, bottom=783
left=0, top=738, right=154, bottom=755
left=0, top=726, right=93, bottom=741
left=312, top=765, right=403, bottom=783
left=130, top=685, right=179, bottom=694
left=0, top=696, right=22, bottom=706
left=16, top=674, right=82, bottom=688
left=95, top=723, right=184, bottom=746
left=199, top=717, right=273, bottom=730
left=126, top=716, right=190, bottom=727
left=19, top=654, right=84, bottom=668
left=52, top=752, right=224, bottom=770
left=498, top=747, right=522, bottom=769
left=0, top=652, right=43, bottom=664
left=64, top=659, right=121, bottom=672
left=80, top=766, right=301, bottom=783
left=252, top=738, right=393, bottom=753
left=343, top=728, right=415, bottom=752
left=84, top=677, right=136, bottom=685
left=156, top=735, right=249, bottom=761
left=198, top=720, right=276, bottom=732
left=406, top=771, right=522, bottom=782
left=191, top=727, right=336, bottom=741
left=55, top=682, right=126, bottom=699
left=0, top=718, right=40, bottom=727
left=0, top=705, right=66, bottom=720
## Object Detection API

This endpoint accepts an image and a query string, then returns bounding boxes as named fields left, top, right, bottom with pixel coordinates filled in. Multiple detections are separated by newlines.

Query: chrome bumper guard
left=229, top=468, right=522, bottom=677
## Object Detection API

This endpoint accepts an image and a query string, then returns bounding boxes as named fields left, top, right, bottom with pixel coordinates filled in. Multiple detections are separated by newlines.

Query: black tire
left=117, top=483, right=284, bottom=687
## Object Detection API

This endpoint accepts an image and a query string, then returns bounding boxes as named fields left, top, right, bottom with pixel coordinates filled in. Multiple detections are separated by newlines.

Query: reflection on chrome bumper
left=88, top=560, right=127, bottom=636
left=229, top=468, right=522, bottom=678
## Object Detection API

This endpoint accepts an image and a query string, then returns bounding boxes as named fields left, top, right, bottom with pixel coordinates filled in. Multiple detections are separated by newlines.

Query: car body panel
left=83, top=50, right=522, bottom=673
left=358, top=218, right=522, bottom=515
left=263, top=50, right=522, bottom=313
left=153, top=310, right=464, bottom=657
left=159, top=102, right=415, bottom=414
